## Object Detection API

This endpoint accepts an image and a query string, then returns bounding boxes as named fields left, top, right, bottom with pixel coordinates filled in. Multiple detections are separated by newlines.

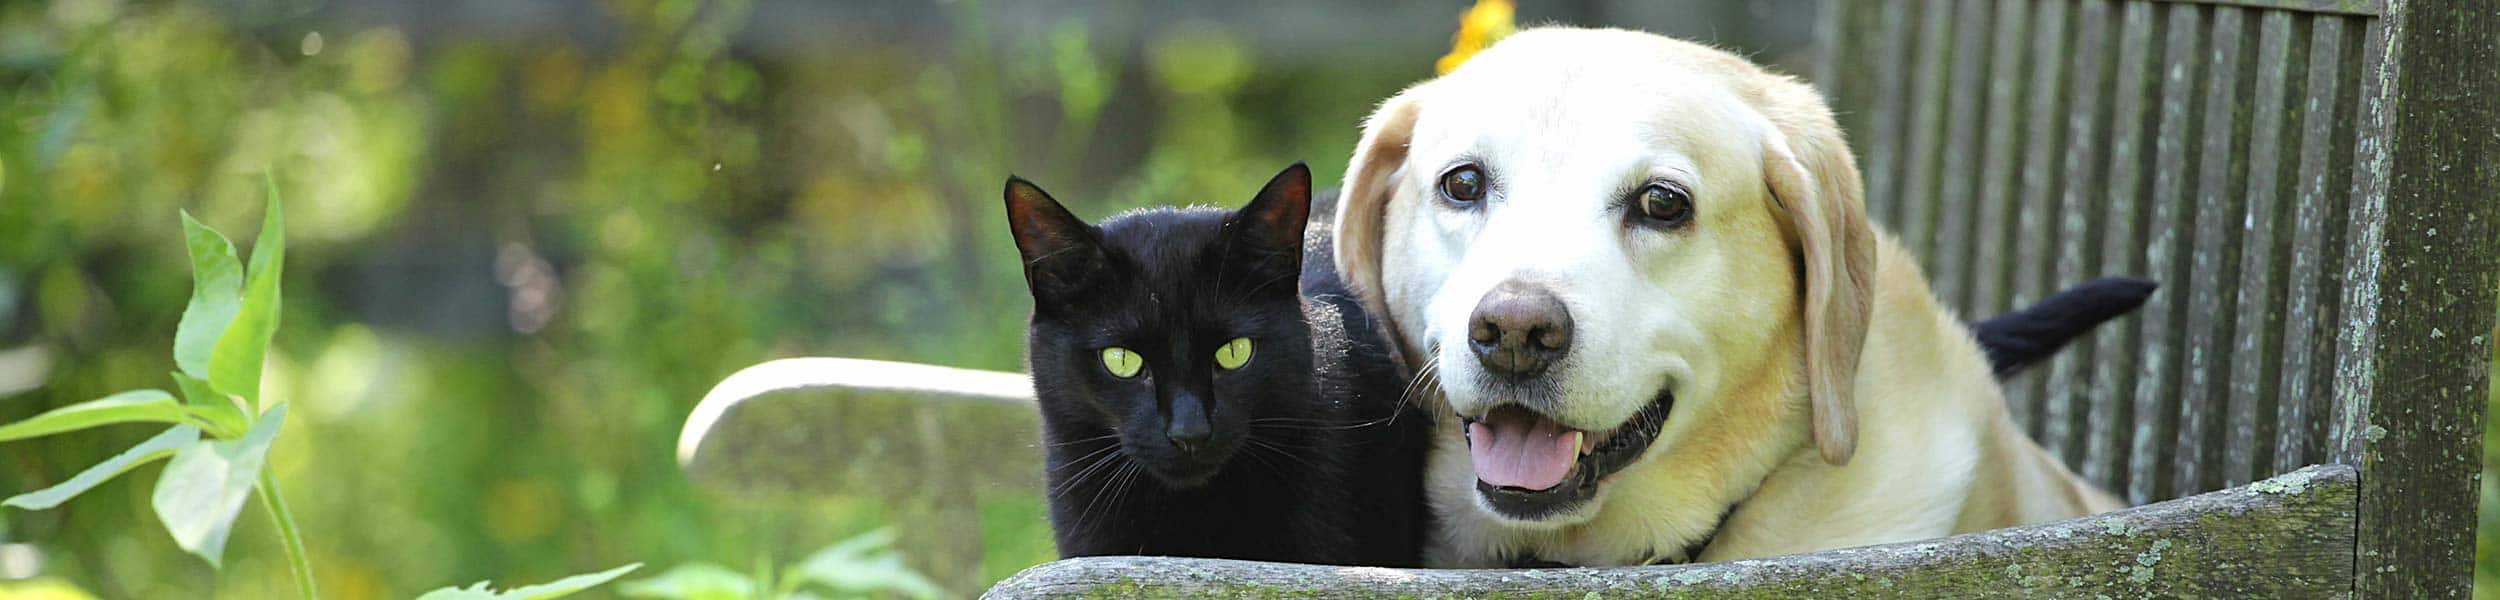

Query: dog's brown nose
left=1468, top=280, right=1573, bottom=379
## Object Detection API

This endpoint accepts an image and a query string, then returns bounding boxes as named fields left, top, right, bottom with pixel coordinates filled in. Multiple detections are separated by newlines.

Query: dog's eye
left=1635, top=183, right=1693, bottom=228
left=1439, top=165, right=1488, bottom=205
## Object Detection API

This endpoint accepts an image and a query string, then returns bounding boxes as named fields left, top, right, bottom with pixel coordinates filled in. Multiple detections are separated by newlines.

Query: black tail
left=1972, top=277, right=2159, bottom=378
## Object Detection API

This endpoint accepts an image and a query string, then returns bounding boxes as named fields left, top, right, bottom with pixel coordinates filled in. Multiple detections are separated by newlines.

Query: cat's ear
left=1004, top=176, right=1109, bottom=306
left=1224, top=162, right=1313, bottom=267
left=1217, top=163, right=1312, bottom=294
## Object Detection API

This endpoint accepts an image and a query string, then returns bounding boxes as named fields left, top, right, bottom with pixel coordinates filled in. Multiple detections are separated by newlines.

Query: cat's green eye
left=1100, top=347, right=1144, bottom=378
left=1214, top=337, right=1254, bottom=370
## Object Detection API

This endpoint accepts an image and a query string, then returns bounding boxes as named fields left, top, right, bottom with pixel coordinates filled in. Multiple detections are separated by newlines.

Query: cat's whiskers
left=1392, top=354, right=1447, bottom=426
left=1110, top=462, right=1144, bottom=506
left=1397, top=355, right=1444, bottom=406
left=1250, top=420, right=1384, bottom=431
left=1249, top=439, right=1329, bottom=461
left=1262, top=355, right=1443, bottom=435
left=1044, top=432, right=1123, bottom=448
left=1248, top=416, right=1374, bottom=425
left=1245, top=438, right=1325, bottom=473
left=1244, top=415, right=1344, bottom=450
left=1048, top=446, right=1128, bottom=500
left=1072, top=461, right=1142, bottom=537
left=1048, top=441, right=1123, bottom=473
left=1237, top=442, right=1291, bottom=477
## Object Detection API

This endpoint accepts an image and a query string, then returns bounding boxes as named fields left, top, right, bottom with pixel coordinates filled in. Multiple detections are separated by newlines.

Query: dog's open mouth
left=1460, top=387, right=1674, bottom=520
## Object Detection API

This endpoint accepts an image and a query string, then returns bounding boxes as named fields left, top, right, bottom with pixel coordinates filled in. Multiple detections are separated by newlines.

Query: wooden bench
left=680, top=0, right=2497, bottom=596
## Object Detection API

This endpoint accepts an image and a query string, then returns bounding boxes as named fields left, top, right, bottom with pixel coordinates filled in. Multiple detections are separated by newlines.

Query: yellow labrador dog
left=1330, top=28, right=2123, bottom=568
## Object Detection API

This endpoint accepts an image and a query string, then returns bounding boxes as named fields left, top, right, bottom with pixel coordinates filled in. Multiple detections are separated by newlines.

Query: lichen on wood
left=985, top=465, right=2355, bottom=598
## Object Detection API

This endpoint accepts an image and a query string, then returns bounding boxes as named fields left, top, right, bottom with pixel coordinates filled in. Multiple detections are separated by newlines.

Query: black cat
left=1004, top=163, right=1432, bottom=566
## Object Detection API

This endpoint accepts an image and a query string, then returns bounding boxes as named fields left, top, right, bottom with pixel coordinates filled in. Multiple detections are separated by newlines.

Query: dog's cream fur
left=1331, top=28, right=2123, bottom=567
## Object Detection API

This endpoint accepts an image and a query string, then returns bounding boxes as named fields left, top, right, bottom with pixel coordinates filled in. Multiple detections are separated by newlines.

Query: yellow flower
left=1436, top=0, right=1518, bottom=75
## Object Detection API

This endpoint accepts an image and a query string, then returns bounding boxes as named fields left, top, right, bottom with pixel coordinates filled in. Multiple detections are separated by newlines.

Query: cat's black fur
left=1969, top=277, right=2158, bottom=376
left=1005, top=163, right=1432, bottom=566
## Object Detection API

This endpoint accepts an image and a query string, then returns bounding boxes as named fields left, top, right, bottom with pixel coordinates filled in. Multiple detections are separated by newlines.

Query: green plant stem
left=258, top=470, right=317, bottom=600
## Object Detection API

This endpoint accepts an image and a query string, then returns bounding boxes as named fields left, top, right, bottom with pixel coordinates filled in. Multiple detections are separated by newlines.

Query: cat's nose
left=1168, top=427, right=1210, bottom=455
left=1167, top=394, right=1212, bottom=455
left=1468, top=280, right=1573, bottom=379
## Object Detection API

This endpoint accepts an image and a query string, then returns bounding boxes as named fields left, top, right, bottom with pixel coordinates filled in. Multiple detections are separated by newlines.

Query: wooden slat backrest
left=1821, top=0, right=2387, bottom=504
left=1822, top=0, right=2499, bottom=595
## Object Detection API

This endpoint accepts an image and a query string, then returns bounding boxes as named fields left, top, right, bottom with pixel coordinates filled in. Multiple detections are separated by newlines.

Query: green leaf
left=208, top=180, right=284, bottom=405
left=789, top=528, right=943, bottom=600
left=616, top=563, right=755, bottom=600
left=174, top=211, right=244, bottom=381
left=418, top=563, right=644, bottom=600
left=151, top=404, right=284, bottom=567
left=4, top=426, right=200, bottom=510
left=0, top=390, right=185, bottom=442
left=809, top=527, right=899, bottom=559
left=168, top=372, right=249, bottom=439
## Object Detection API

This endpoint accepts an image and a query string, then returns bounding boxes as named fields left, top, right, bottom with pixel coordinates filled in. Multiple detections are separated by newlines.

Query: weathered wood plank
left=677, top=358, right=1045, bottom=591
left=2272, top=15, right=2355, bottom=475
left=2127, top=3, right=2207, bottom=504
left=2106, top=1, right=2185, bottom=504
left=1898, top=0, right=1957, bottom=259
left=1931, top=0, right=1994, bottom=309
left=1862, top=0, right=1922, bottom=231
left=1816, top=0, right=1887, bottom=161
left=2060, top=0, right=2120, bottom=482
left=677, top=358, right=1040, bottom=497
left=2174, top=5, right=2253, bottom=497
left=1954, top=0, right=2030, bottom=429
left=2078, top=0, right=2147, bottom=490
left=2149, top=0, right=2380, bottom=17
left=2340, top=1, right=2500, bottom=596
left=984, top=465, right=2358, bottom=598
left=2011, top=0, right=2076, bottom=446
left=2222, top=9, right=2300, bottom=487
left=2328, top=17, right=2387, bottom=478
left=1972, top=0, right=2030, bottom=320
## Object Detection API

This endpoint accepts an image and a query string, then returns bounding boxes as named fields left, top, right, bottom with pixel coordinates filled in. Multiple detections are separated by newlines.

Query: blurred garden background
left=0, top=0, right=2489, bottom=598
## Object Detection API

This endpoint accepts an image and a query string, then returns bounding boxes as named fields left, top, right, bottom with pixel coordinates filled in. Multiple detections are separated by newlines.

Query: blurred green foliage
left=618, top=528, right=939, bottom=600
left=0, top=0, right=1414, bottom=597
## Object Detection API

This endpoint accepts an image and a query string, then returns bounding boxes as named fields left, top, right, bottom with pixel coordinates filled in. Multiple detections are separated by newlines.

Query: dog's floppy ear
left=1756, top=81, right=1876, bottom=466
left=1333, top=86, right=1428, bottom=369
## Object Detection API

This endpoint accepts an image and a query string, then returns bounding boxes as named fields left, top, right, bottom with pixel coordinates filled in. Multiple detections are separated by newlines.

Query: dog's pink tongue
left=1467, top=411, right=1579, bottom=491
